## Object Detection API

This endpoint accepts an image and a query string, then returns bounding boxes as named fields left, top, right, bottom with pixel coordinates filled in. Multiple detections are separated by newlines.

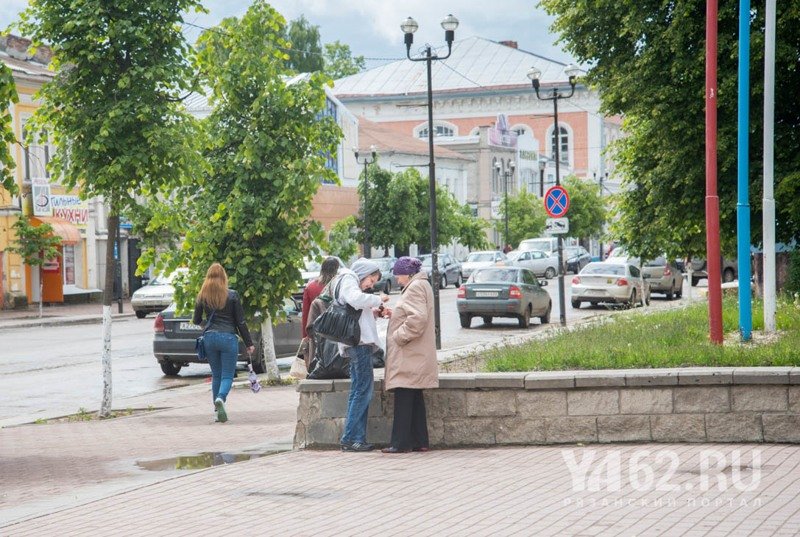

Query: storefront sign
left=488, top=114, right=518, bottom=149
left=32, top=183, right=52, bottom=216
left=50, top=195, right=89, bottom=228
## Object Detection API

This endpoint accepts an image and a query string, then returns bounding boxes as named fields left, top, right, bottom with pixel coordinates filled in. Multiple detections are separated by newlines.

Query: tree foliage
left=541, top=0, right=800, bottom=261
left=324, top=41, right=366, bottom=79
left=327, top=215, right=359, bottom=262
left=5, top=218, right=61, bottom=269
left=285, top=15, right=323, bottom=73
left=495, top=187, right=548, bottom=248
left=562, top=175, right=606, bottom=240
left=0, top=63, right=18, bottom=195
left=167, top=1, right=341, bottom=324
left=361, top=167, right=489, bottom=254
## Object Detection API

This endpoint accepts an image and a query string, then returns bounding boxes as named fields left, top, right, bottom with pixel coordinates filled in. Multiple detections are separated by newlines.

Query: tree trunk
left=259, top=316, right=280, bottom=381
left=38, top=266, right=43, bottom=319
left=99, top=212, right=119, bottom=418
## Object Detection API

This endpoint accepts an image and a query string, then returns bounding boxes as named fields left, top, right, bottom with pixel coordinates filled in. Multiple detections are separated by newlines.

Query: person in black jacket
left=193, top=263, right=254, bottom=423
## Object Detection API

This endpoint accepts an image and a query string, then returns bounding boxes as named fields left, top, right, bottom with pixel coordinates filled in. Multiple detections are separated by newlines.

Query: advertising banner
left=32, top=183, right=52, bottom=216
left=50, top=195, right=89, bottom=229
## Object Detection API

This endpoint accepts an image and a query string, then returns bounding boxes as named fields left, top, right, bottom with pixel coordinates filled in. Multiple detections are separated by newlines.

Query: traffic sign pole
left=545, top=185, right=570, bottom=326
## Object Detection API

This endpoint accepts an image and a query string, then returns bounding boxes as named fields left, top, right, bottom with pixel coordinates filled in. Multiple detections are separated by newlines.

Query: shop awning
left=30, top=216, right=82, bottom=245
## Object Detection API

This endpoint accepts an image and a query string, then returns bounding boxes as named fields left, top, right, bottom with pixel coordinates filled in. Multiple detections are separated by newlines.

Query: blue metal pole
left=737, top=0, right=752, bottom=340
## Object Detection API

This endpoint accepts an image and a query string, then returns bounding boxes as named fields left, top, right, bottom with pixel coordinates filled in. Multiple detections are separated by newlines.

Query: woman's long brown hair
left=197, top=263, right=229, bottom=310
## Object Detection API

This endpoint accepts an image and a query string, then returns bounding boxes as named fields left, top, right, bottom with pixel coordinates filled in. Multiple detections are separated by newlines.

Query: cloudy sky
left=1, top=0, right=574, bottom=66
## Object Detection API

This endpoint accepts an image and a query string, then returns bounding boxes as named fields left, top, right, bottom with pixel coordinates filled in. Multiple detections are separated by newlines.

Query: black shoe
left=381, top=446, right=410, bottom=454
left=341, top=442, right=374, bottom=452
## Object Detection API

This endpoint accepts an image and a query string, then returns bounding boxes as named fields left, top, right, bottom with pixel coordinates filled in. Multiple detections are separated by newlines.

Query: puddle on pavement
left=137, top=446, right=289, bottom=471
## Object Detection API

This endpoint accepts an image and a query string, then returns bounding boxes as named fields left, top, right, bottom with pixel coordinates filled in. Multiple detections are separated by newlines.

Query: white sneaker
left=214, top=398, right=227, bottom=423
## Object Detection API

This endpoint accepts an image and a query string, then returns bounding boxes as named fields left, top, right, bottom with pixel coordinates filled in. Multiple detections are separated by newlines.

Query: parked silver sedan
left=642, top=257, right=683, bottom=300
left=571, top=262, right=650, bottom=308
left=457, top=267, right=552, bottom=328
left=461, top=250, right=506, bottom=280
left=506, top=249, right=561, bottom=279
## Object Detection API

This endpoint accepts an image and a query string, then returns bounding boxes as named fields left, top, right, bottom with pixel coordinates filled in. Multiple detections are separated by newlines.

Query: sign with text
left=50, top=195, right=89, bottom=228
left=32, top=183, right=52, bottom=216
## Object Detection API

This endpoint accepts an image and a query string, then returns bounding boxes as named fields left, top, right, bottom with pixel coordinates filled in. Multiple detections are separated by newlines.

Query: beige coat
left=384, top=271, right=439, bottom=391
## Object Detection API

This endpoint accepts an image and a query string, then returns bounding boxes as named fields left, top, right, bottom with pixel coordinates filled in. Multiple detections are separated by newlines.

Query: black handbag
left=195, top=309, right=216, bottom=361
left=311, top=276, right=361, bottom=347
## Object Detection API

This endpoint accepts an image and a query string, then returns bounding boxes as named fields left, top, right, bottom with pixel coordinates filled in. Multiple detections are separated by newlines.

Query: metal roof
left=333, top=36, right=572, bottom=98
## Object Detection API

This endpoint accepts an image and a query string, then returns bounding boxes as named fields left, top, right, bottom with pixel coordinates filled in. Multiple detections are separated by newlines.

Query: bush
left=787, top=250, right=800, bottom=295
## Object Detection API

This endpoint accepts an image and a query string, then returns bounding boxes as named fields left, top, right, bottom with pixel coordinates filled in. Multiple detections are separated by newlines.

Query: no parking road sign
left=544, top=186, right=570, bottom=218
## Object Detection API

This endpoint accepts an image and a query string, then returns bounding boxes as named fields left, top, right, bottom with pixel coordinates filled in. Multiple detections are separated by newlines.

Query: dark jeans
left=341, top=345, right=374, bottom=445
left=390, top=388, right=429, bottom=451
left=203, top=331, right=238, bottom=404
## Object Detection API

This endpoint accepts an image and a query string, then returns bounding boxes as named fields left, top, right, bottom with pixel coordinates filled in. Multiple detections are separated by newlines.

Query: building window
left=418, top=125, right=454, bottom=138
left=319, top=96, right=338, bottom=183
left=550, top=126, right=569, bottom=164
left=63, top=245, right=76, bottom=285
left=511, top=124, right=530, bottom=137
left=22, top=118, right=51, bottom=182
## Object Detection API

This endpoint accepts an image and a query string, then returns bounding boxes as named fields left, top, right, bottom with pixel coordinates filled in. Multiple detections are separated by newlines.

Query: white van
left=518, top=237, right=574, bottom=256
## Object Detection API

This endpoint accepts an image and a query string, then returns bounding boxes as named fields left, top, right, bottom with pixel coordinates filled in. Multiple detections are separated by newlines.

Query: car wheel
left=642, top=289, right=649, bottom=306
left=159, top=361, right=182, bottom=376
left=251, top=341, right=267, bottom=374
left=540, top=302, right=552, bottom=324
left=676, top=283, right=683, bottom=298
left=440, top=275, right=447, bottom=289
left=571, top=299, right=581, bottom=309
left=454, top=274, right=462, bottom=288
left=135, top=310, right=148, bottom=319
left=482, top=316, right=493, bottom=326
left=628, top=289, right=637, bottom=308
left=384, top=280, right=392, bottom=295
left=459, top=314, right=472, bottom=328
left=723, top=267, right=735, bottom=283
left=544, top=267, right=557, bottom=279
left=666, top=285, right=674, bottom=301
left=518, top=306, right=531, bottom=328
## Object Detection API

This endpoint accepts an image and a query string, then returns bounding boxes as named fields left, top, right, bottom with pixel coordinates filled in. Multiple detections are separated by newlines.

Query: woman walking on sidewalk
left=193, top=263, right=255, bottom=423
left=382, top=256, right=438, bottom=453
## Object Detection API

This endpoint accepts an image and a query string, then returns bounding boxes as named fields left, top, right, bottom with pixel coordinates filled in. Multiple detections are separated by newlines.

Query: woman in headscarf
left=336, top=258, right=389, bottom=452
left=193, top=263, right=254, bottom=423
left=381, top=256, right=438, bottom=453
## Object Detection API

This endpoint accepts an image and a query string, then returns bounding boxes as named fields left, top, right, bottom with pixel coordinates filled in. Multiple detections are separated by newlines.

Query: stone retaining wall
left=293, top=368, right=800, bottom=449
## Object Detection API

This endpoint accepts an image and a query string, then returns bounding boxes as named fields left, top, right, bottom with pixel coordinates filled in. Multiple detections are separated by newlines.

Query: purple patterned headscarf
left=393, top=256, right=422, bottom=276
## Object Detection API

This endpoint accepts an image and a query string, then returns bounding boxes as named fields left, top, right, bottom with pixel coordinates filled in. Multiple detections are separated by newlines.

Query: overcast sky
left=1, top=0, right=574, bottom=66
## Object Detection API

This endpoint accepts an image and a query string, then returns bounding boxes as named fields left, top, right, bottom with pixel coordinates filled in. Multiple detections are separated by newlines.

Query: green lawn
left=484, top=298, right=800, bottom=372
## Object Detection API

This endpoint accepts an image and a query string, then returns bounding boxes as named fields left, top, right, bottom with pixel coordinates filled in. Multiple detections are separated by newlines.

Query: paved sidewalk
left=0, top=300, right=136, bottom=330
left=4, top=441, right=800, bottom=536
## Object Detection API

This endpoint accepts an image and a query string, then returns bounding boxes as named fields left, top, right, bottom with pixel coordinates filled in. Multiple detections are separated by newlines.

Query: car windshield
left=506, top=251, right=522, bottom=261
left=582, top=263, right=625, bottom=276
left=304, top=259, right=321, bottom=272
left=467, top=253, right=495, bottom=263
left=472, top=268, right=519, bottom=283
left=520, top=239, right=552, bottom=252
left=150, top=271, right=181, bottom=286
left=645, top=257, right=667, bottom=267
left=419, top=255, right=437, bottom=267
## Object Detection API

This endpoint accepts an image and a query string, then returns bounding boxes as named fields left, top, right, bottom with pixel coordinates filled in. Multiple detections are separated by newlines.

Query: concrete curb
left=0, top=313, right=138, bottom=331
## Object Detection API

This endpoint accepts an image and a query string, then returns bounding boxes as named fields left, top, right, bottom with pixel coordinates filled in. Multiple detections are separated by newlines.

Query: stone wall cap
left=296, top=380, right=334, bottom=392
left=573, top=370, right=627, bottom=387
left=524, top=372, right=575, bottom=390
left=677, top=367, right=735, bottom=385
left=732, top=367, right=793, bottom=384
left=438, top=373, right=477, bottom=389
left=473, top=372, right=527, bottom=389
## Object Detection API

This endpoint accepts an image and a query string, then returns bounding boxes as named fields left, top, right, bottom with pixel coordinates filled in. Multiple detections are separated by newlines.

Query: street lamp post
left=527, top=63, right=582, bottom=327
left=402, top=14, right=458, bottom=350
left=354, top=146, right=377, bottom=257
left=495, top=160, right=515, bottom=249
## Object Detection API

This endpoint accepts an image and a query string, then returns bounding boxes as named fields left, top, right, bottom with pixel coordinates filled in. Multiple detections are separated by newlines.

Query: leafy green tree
left=0, top=64, right=18, bottom=195
left=167, top=1, right=340, bottom=379
left=562, top=175, right=606, bottom=240
left=285, top=15, right=323, bottom=73
left=495, top=187, right=547, bottom=248
left=386, top=168, right=424, bottom=253
left=324, top=41, right=366, bottom=79
left=17, top=0, right=203, bottom=416
left=357, top=163, right=394, bottom=255
left=5, top=219, right=61, bottom=318
left=454, top=204, right=490, bottom=251
left=541, top=0, right=800, bottom=261
left=327, top=215, right=359, bottom=262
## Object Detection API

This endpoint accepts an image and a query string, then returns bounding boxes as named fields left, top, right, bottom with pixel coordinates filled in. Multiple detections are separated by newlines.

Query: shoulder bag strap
left=202, top=309, right=216, bottom=336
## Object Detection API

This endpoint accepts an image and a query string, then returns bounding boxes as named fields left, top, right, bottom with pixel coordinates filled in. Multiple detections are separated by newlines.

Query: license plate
left=179, top=322, right=201, bottom=331
left=475, top=291, right=499, bottom=298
